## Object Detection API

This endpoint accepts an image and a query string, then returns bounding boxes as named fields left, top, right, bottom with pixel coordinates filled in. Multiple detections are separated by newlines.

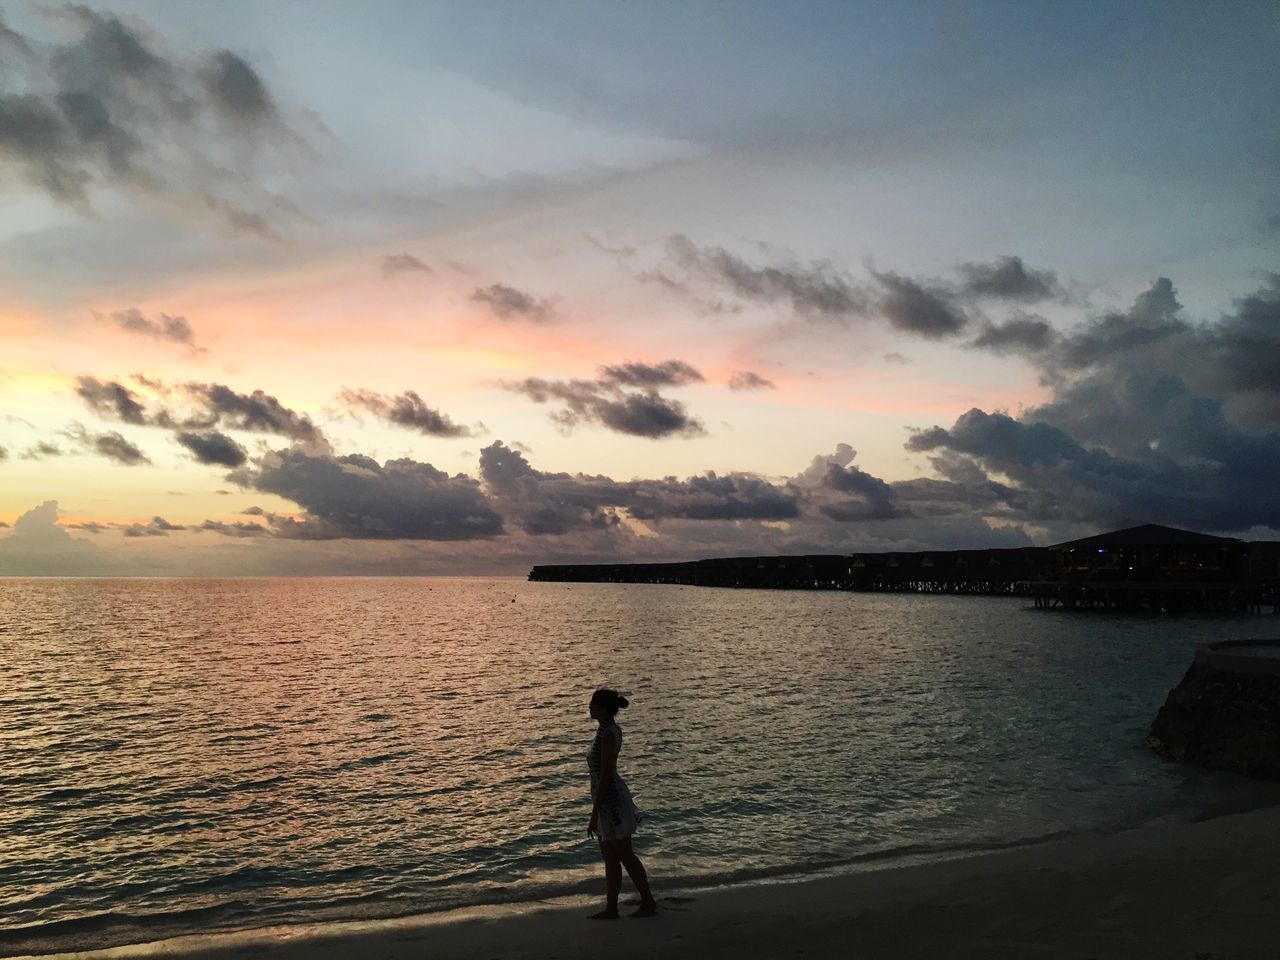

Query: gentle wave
left=1, top=577, right=1269, bottom=957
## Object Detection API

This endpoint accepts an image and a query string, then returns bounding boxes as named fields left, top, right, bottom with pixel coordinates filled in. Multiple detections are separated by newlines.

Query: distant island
left=529, top=524, right=1280, bottom=614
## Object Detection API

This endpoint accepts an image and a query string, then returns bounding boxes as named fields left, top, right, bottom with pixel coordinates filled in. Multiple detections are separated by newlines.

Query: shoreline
left=14, top=795, right=1280, bottom=960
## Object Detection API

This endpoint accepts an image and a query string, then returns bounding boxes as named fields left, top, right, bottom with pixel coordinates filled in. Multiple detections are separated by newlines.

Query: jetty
left=528, top=524, right=1280, bottom=613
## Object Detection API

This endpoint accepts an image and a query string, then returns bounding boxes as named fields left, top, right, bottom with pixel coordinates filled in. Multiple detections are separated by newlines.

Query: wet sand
left=32, top=803, right=1280, bottom=960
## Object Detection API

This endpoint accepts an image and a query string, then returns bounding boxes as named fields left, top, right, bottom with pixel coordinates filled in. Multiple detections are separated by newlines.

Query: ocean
left=1, top=577, right=1273, bottom=955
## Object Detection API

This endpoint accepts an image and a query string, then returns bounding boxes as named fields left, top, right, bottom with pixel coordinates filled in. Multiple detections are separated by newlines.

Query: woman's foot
left=629, top=901, right=658, bottom=918
left=588, top=908, right=619, bottom=920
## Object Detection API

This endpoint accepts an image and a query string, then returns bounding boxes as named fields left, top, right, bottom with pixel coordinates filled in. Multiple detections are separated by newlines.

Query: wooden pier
left=528, top=525, right=1280, bottom=614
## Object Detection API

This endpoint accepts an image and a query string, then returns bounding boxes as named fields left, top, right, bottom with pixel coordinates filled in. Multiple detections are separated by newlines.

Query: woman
left=586, top=687, right=657, bottom=919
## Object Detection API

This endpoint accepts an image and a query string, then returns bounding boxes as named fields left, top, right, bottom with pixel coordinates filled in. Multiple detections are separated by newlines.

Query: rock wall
left=1148, top=662, right=1280, bottom=780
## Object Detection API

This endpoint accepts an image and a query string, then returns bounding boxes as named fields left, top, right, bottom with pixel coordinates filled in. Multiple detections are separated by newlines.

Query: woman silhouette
left=586, top=688, right=657, bottom=919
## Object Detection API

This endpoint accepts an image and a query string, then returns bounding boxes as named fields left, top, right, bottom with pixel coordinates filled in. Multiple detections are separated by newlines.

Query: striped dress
left=586, top=721, right=639, bottom=840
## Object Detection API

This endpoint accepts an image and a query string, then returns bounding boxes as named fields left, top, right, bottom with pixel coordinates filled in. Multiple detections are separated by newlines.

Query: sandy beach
left=36, top=802, right=1280, bottom=960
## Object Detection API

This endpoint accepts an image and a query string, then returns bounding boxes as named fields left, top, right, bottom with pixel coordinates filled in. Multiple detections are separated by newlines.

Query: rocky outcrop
left=1148, top=660, right=1280, bottom=780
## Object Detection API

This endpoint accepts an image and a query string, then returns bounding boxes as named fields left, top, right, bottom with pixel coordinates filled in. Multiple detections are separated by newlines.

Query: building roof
left=1051, top=524, right=1240, bottom=550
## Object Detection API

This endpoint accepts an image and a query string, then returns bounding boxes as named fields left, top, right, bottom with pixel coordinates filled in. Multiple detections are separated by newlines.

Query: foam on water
left=0, top=577, right=1272, bottom=956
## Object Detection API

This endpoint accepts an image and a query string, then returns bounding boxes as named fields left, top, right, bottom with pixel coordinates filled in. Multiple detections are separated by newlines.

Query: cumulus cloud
left=0, top=500, right=101, bottom=575
left=479, top=440, right=798, bottom=535
left=110, top=308, right=203, bottom=352
left=727, top=370, right=776, bottom=391
left=339, top=388, right=472, bottom=437
left=471, top=283, right=555, bottom=322
left=906, top=368, right=1280, bottom=533
left=931, top=273, right=1280, bottom=535
left=175, top=430, right=247, bottom=466
left=794, top=444, right=904, bottom=521
left=381, top=253, right=431, bottom=276
left=232, top=449, right=504, bottom=540
left=0, top=7, right=300, bottom=233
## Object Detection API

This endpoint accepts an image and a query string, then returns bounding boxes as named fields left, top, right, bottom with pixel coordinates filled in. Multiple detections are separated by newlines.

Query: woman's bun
left=617, top=695, right=629, bottom=709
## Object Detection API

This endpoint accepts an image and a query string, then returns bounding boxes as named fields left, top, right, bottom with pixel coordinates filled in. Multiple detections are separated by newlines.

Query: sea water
left=1, top=577, right=1273, bottom=955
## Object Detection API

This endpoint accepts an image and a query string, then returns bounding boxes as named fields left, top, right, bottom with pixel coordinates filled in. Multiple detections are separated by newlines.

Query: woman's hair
left=590, top=688, right=629, bottom=716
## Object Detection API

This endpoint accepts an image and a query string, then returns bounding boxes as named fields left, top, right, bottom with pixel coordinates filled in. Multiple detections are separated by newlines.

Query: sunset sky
left=2, top=0, right=1278, bottom=574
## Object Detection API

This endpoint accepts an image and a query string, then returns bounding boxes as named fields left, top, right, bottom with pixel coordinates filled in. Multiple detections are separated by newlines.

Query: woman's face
left=588, top=698, right=605, bottom=721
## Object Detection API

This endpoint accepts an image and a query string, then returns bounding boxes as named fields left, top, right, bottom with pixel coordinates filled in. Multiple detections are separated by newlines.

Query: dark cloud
left=0, top=444, right=7, bottom=461
left=19, top=442, right=62, bottom=460
left=969, top=314, right=1056, bottom=354
left=63, top=423, right=151, bottom=466
left=75, top=375, right=153, bottom=425
left=957, top=255, right=1061, bottom=302
left=883, top=352, right=911, bottom=365
left=906, top=394, right=1280, bottom=532
left=339, top=388, right=472, bottom=437
left=201, top=50, right=275, bottom=124
left=73, top=376, right=324, bottom=447
left=233, top=449, right=504, bottom=540
left=175, top=430, right=248, bottom=467
left=381, top=253, right=432, bottom=276
left=111, top=308, right=202, bottom=351
left=0, top=8, right=297, bottom=232
left=649, top=238, right=1075, bottom=345
left=506, top=376, right=705, bottom=439
left=727, top=370, right=776, bottom=391
left=195, top=518, right=269, bottom=537
left=1055, top=277, right=1184, bottom=370
left=657, top=234, right=868, bottom=322
left=479, top=441, right=798, bottom=535
left=1193, top=273, right=1280, bottom=427
left=90, top=431, right=150, bottom=466
left=122, top=516, right=186, bottom=537
left=0, top=14, right=31, bottom=55
left=64, top=520, right=106, bottom=534
left=599, top=360, right=704, bottom=387
left=184, top=383, right=322, bottom=442
left=870, top=269, right=968, bottom=339
left=471, top=283, right=554, bottom=322
left=1038, top=275, right=1280, bottom=523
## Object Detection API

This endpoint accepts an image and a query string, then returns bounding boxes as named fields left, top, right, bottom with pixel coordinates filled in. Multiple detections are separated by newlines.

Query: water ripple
left=1, top=577, right=1274, bottom=956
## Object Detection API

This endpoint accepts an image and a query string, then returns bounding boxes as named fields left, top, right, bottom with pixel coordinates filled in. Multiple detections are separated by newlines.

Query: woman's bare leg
left=616, top=837, right=657, bottom=916
left=589, top=840, right=622, bottom=919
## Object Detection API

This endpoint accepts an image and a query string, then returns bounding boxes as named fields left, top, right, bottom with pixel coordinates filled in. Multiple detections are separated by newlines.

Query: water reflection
left=0, top=578, right=1270, bottom=954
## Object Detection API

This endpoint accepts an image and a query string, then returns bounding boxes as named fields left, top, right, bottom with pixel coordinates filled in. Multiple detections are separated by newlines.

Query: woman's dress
left=587, top=721, right=639, bottom=840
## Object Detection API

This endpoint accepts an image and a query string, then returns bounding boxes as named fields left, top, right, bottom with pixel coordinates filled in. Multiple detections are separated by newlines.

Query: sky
left=1, top=0, right=1278, bottom=575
